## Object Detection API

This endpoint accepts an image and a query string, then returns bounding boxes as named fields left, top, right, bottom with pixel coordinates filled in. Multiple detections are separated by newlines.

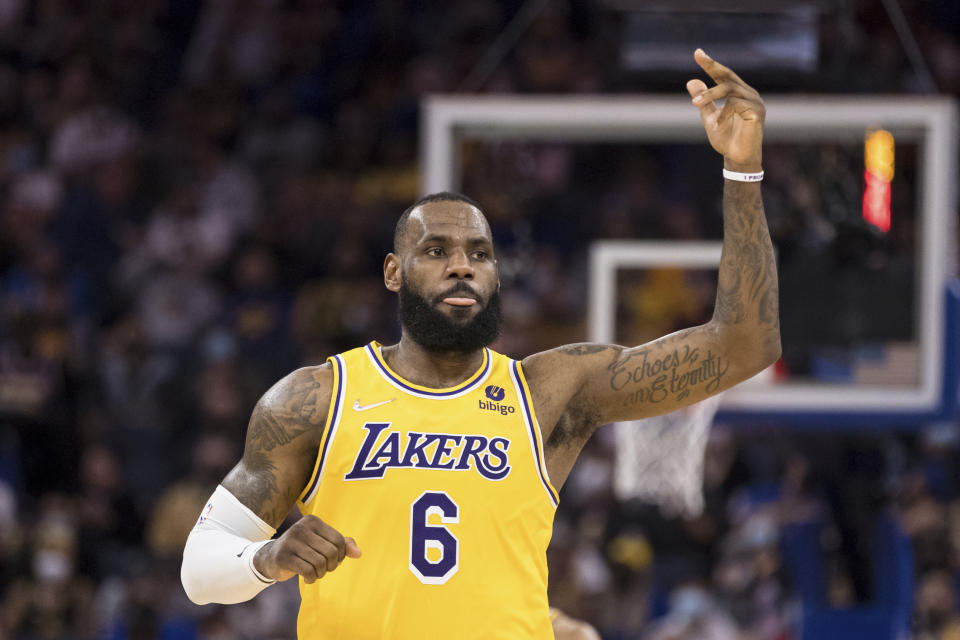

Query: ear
left=384, top=253, right=401, bottom=292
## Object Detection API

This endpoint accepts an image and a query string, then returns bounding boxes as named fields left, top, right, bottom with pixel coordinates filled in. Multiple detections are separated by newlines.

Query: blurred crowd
left=550, top=423, right=960, bottom=640
left=0, top=0, right=958, bottom=638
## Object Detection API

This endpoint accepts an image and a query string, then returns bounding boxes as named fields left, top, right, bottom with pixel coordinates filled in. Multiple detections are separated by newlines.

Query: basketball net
left=613, top=394, right=722, bottom=519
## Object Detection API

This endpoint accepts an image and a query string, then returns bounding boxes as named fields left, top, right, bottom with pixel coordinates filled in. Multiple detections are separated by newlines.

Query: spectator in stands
left=2, top=497, right=94, bottom=639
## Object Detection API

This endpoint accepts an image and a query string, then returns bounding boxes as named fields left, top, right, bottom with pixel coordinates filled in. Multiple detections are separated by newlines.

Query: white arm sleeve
left=181, top=485, right=279, bottom=605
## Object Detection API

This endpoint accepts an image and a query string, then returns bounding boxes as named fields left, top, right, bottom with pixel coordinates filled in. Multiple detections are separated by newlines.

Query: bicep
left=221, top=367, right=330, bottom=528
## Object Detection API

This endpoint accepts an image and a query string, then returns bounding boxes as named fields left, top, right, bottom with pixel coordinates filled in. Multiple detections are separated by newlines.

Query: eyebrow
left=418, top=233, right=492, bottom=246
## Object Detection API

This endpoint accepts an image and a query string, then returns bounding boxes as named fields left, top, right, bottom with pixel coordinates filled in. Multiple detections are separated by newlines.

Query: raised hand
left=686, top=48, right=765, bottom=172
left=254, top=515, right=362, bottom=583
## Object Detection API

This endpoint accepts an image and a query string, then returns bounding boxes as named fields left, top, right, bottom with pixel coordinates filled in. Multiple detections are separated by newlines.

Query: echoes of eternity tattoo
left=607, top=336, right=730, bottom=407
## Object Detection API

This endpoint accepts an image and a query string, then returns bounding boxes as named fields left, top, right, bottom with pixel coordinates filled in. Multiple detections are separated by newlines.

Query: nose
left=445, top=248, right=474, bottom=279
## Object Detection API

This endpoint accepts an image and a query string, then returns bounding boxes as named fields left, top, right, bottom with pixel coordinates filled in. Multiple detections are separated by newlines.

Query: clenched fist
left=254, top=515, right=362, bottom=583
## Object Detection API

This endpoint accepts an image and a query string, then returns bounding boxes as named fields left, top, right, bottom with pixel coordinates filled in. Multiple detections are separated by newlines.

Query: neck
left=381, top=332, right=485, bottom=388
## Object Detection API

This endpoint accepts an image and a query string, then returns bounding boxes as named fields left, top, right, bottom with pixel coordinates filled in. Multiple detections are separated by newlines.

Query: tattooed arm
left=221, top=365, right=332, bottom=527
left=219, top=364, right=360, bottom=584
left=524, top=50, right=780, bottom=487
left=181, top=364, right=359, bottom=599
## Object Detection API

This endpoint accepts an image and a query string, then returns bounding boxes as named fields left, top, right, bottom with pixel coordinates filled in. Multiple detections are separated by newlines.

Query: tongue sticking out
left=443, top=297, right=476, bottom=307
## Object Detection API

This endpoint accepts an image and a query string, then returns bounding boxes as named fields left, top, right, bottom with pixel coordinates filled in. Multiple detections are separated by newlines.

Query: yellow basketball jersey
left=296, top=341, right=559, bottom=639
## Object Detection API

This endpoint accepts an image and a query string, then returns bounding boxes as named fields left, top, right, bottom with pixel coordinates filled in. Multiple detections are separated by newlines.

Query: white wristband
left=723, top=168, right=764, bottom=182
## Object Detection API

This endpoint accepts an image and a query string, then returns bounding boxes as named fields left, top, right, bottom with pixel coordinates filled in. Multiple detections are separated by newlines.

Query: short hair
left=393, top=191, right=484, bottom=253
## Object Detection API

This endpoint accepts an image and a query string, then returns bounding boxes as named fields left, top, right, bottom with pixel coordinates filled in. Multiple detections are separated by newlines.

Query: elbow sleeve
left=180, top=485, right=278, bottom=605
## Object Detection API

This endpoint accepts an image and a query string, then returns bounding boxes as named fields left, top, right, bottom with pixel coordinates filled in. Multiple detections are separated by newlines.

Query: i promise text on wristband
left=723, top=168, right=764, bottom=182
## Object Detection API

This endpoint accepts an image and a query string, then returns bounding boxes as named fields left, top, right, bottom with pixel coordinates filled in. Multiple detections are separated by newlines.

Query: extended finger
left=686, top=78, right=708, bottom=99
left=692, top=81, right=759, bottom=108
left=686, top=79, right=718, bottom=119
left=694, top=49, right=748, bottom=87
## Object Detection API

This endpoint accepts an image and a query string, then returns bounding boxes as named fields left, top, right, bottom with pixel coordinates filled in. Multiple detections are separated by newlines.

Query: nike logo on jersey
left=345, top=422, right=512, bottom=481
left=353, top=398, right=395, bottom=412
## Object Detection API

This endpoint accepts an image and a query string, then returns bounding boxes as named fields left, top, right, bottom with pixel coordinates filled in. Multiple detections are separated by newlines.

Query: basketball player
left=181, top=49, right=779, bottom=639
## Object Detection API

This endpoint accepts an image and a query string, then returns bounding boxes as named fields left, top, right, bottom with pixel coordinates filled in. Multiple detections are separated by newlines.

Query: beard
left=398, top=279, right=502, bottom=354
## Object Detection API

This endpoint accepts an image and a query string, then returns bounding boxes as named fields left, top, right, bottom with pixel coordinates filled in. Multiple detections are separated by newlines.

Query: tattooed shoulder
left=230, top=365, right=333, bottom=521
left=247, top=365, right=332, bottom=454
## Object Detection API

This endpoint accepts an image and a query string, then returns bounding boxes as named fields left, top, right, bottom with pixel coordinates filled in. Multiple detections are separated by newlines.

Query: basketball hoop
left=613, top=395, right=722, bottom=519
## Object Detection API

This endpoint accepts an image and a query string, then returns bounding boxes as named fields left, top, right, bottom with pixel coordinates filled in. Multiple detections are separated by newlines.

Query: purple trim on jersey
left=303, top=354, right=344, bottom=502
left=512, top=360, right=559, bottom=507
left=366, top=343, right=490, bottom=397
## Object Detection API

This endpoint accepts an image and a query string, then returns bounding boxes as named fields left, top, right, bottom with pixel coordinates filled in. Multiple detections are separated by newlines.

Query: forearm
left=181, top=485, right=277, bottom=605
left=712, top=179, right=780, bottom=362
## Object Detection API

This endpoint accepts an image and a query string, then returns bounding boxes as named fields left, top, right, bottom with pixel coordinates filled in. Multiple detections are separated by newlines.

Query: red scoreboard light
left=863, top=129, right=894, bottom=233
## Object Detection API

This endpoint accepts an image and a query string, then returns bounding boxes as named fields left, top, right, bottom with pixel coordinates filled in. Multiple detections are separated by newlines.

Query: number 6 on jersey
left=409, top=491, right=459, bottom=584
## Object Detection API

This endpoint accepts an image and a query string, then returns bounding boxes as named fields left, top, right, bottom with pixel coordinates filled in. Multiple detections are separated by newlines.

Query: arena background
left=0, top=1, right=958, bottom=638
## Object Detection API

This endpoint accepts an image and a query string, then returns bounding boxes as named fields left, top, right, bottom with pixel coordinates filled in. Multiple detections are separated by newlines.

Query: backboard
left=421, top=95, right=958, bottom=425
